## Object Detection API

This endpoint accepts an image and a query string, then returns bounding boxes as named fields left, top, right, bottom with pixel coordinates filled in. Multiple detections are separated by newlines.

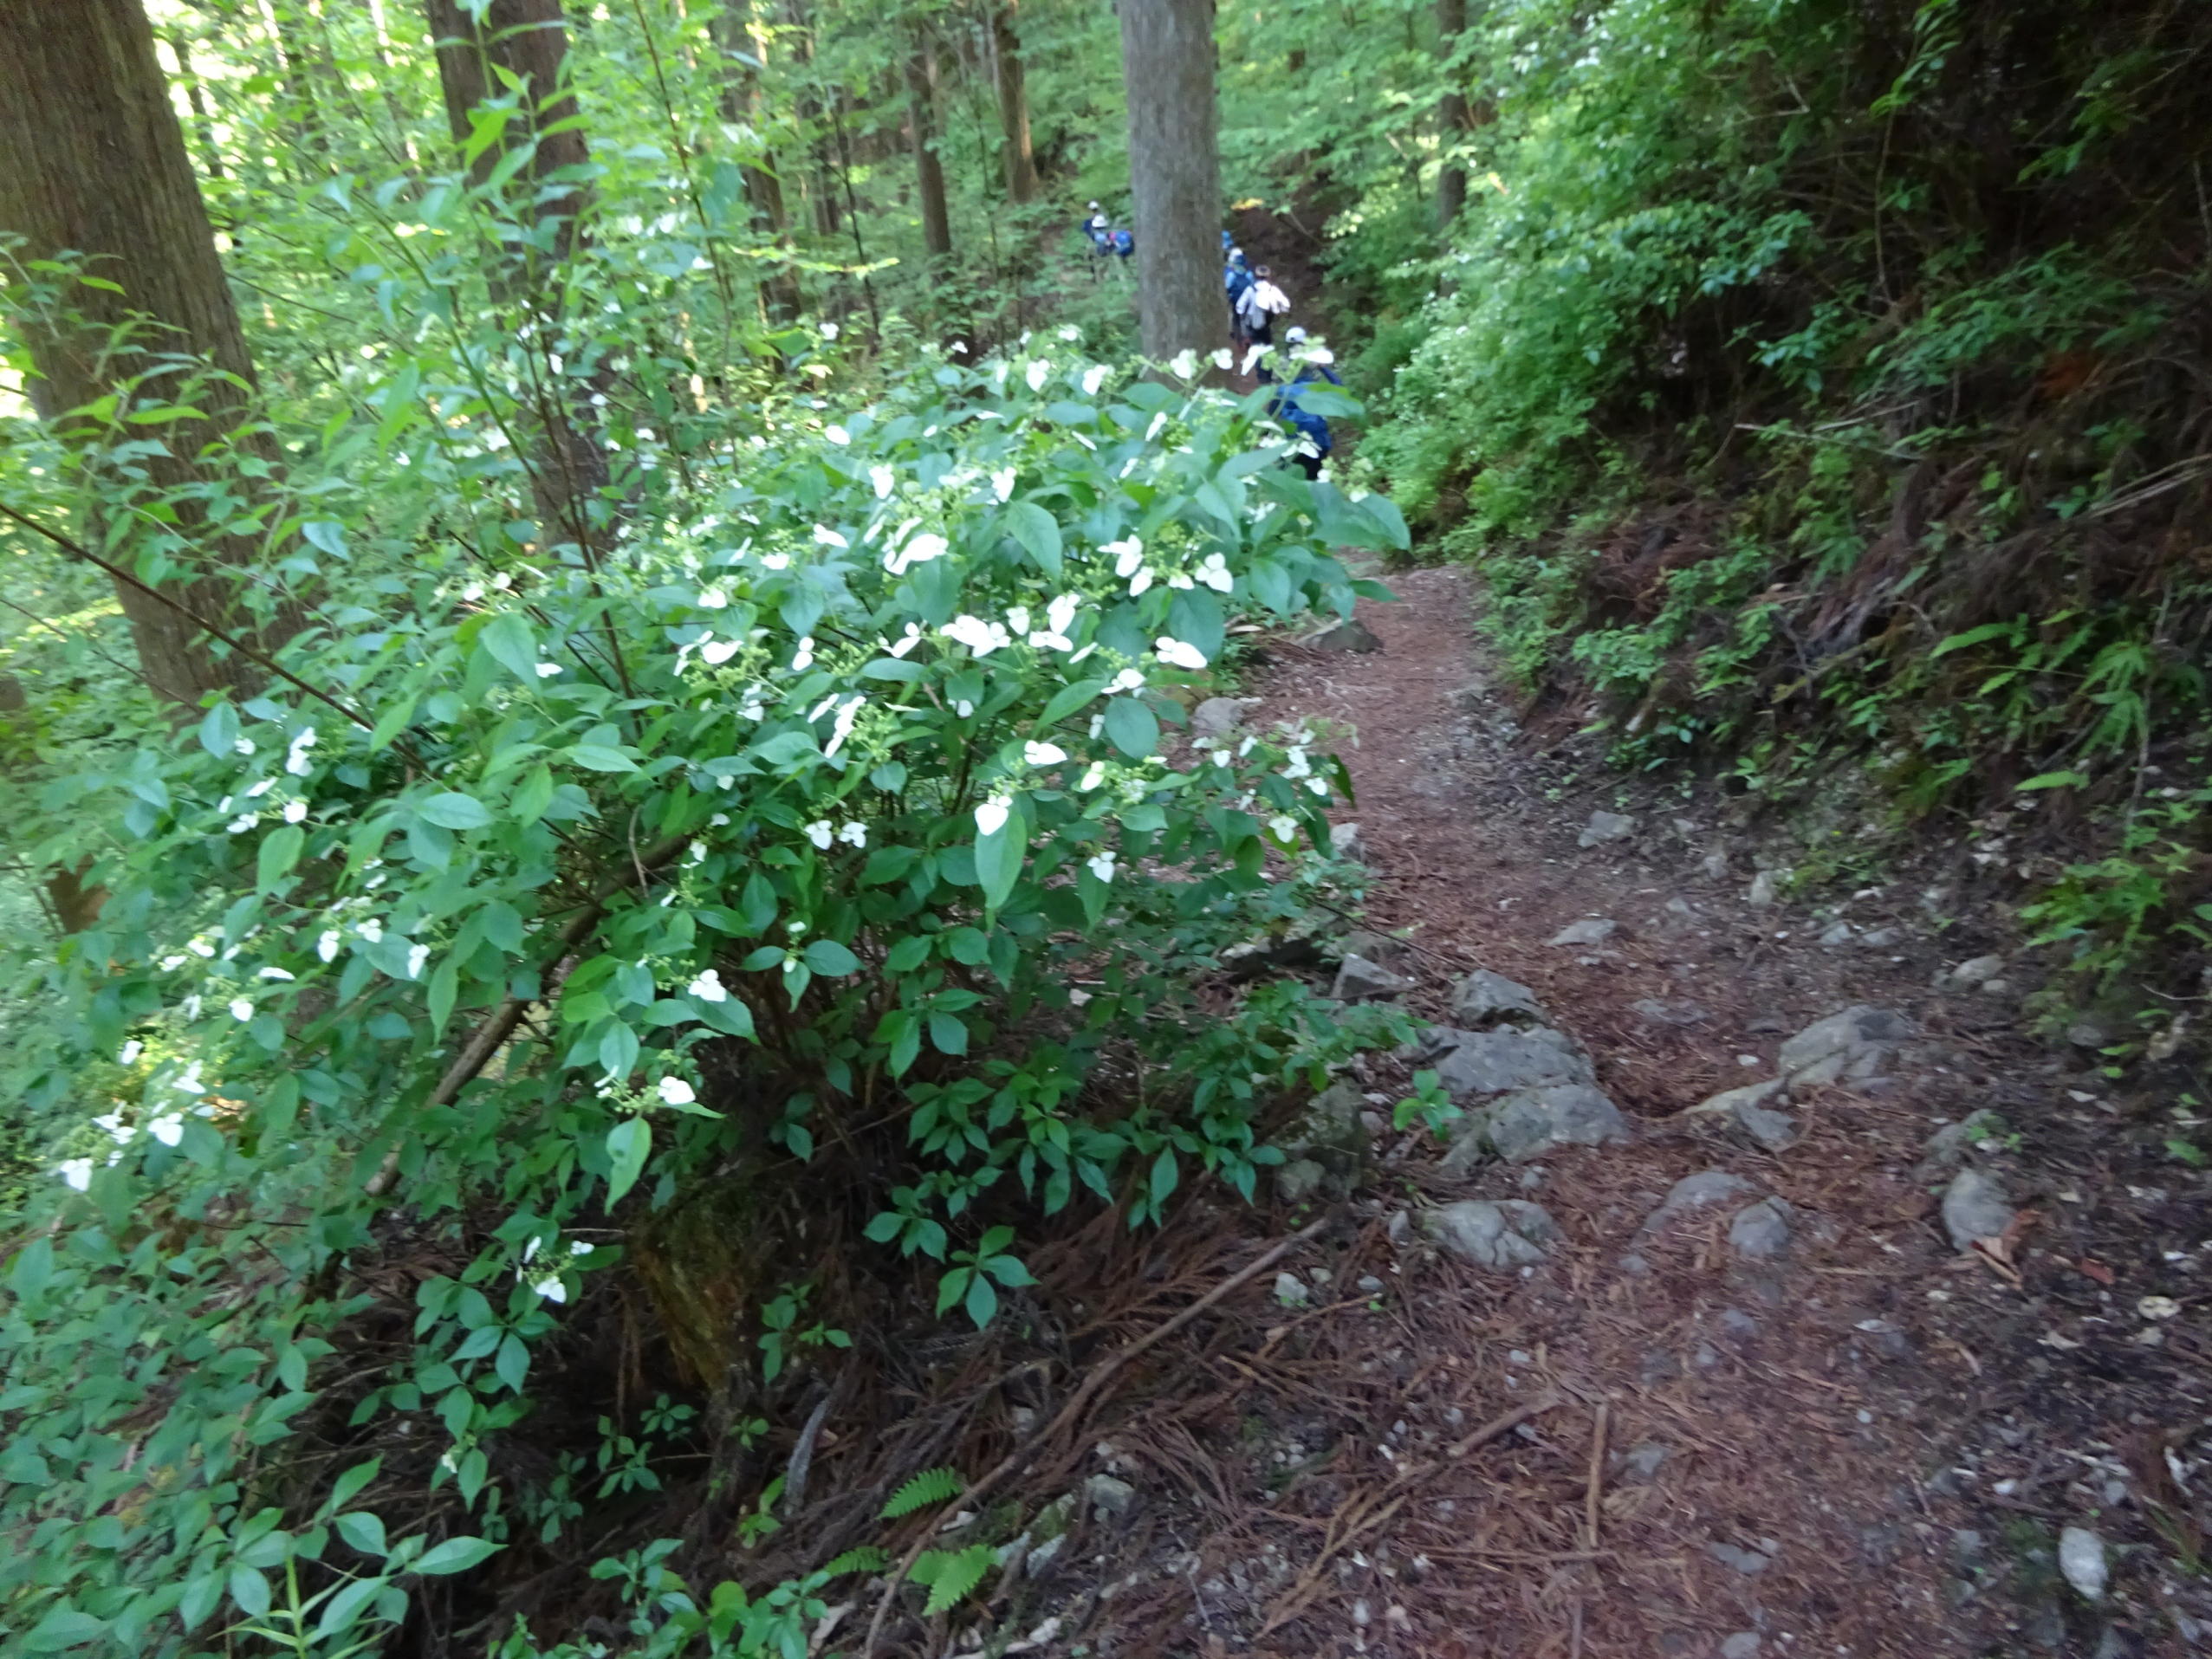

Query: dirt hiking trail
left=928, top=565, right=2212, bottom=1659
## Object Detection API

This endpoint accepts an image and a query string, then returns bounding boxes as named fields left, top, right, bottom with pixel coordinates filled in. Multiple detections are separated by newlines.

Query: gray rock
left=1618, top=1442, right=1670, bottom=1482
left=1273, top=1271, right=1312, bottom=1307
left=1548, top=917, right=1618, bottom=947
left=1023, top=1533, right=1066, bottom=1578
left=1333, top=953, right=1412, bottom=1003
left=1223, top=932, right=1328, bottom=981
left=1423, top=1199, right=1560, bottom=1270
left=1701, top=850, right=1732, bottom=881
left=1340, top=928, right=1413, bottom=970
left=1355, top=1274, right=1385, bottom=1293
left=1729, top=1197, right=1795, bottom=1260
left=1301, top=617, right=1380, bottom=654
left=1942, top=1168, right=2017, bottom=1251
left=1943, top=953, right=2007, bottom=989
left=1275, top=1158, right=1328, bottom=1206
left=1916, top=1110, right=2007, bottom=1178
left=1450, top=969, right=1547, bottom=1028
left=1085, top=1474, right=1137, bottom=1519
left=1276, top=1083, right=1367, bottom=1188
left=1190, top=697, right=1252, bottom=739
left=1645, top=1170, right=1759, bottom=1231
left=1385, top=1209, right=1412, bottom=1246
left=1818, top=921, right=1856, bottom=947
left=1858, top=926, right=1903, bottom=949
left=1718, top=1307, right=1760, bottom=1340
left=1630, top=997, right=1710, bottom=1027
left=2060, top=1526, right=2108, bottom=1602
left=1472, top=1084, right=1631, bottom=1164
left=1746, top=871, right=1778, bottom=907
left=1430, top=1027, right=1596, bottom=1100
left=1732, top=1102, right=1801, bottom=1152
left=1329, top=821, right=1367, bottom=864
left=1706, top=1541, right=1771, bottom=1576
left=1690, top=1078, right=1786, bottom=1117
left=1579, top=810, right=1636, bottom=848
left=1722, top=1636, right=1762, bottom=1659
left=1778, top=1005, right=1915, bottom=1088
left=2067, top=1021, right=2111, bottom=1050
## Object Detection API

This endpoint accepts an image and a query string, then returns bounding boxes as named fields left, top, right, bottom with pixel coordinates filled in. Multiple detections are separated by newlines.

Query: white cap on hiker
left=1286, top=326, right=1307, bottom=344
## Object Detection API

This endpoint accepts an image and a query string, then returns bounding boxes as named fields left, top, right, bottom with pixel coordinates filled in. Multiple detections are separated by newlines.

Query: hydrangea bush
left=1, top=331, right=1411, bottom=1656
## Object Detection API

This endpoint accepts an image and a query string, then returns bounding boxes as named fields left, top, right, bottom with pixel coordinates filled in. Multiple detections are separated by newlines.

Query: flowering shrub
left=0, top=333, right=1409, bottom=1656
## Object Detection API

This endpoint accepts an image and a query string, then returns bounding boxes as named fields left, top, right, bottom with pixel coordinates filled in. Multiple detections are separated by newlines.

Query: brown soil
left=894, top=565, right=2212, bottom=1659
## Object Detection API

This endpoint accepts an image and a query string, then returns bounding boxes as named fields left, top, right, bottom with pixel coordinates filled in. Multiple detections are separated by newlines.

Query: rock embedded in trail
left=1449, top=1083, right=1631, bottom=1169
left=1275, top=1082, right=1367, bottom=1195
left=1328, top=821, right=1367, bottom=863
left=1299, top=617, right=1381, bottom=653
left=1729, top=1197, right=1795, bottom=1259
left=1427, top=1025, right=1596, bottom=1100
left=1578, top=809, right=1636, bottom=847
left=1942, top=1168, right=2018, bottom=1251
left=2060, top=1526, right=2109, bottom=1602
left=1630, top=996, right=1710, bottom=1027
left=1916, top=1110, right=2007, bottom=1179
left=1085, top=1474, right=1138, bottom=1520
left=1730, top=1101, right=1801, bottom=1152
left=1275, top=1158, right=1327, bottom=1205
left=1778, top=1005, right=1915, bottom=1087
left=1644, top=1170, right=1759, bottom=1235
left=1450, top=969, right=1547, bottom=1028
left=1938, top=953, right=2007, bottom=990
left=1332, top=953, right=1413, bottom=1003
left=1721, top=1634, right=1763, bottom=1659
left=1746, top=871, right=1778, bottom=906
left=1547, top=917, right=1618, bottom=947
left=1190, top=696, right=1253, bottom=739
left=1422, top=1199, right=1560, bottom=1270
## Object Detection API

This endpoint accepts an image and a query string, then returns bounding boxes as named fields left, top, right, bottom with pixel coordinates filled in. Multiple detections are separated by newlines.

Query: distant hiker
left=1112, top=226, right=1134, bottom=262
left=1224, top=247, right=1255, bottom=343
left=1269, top=327, right=1342, bottom=479
left=1081, top=200, right=1112, bottom=278
left=1237, top=263, right=1291, bottom=348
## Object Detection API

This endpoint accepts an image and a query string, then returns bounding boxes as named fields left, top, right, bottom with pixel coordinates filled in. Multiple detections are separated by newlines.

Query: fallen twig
left=860, top=1215, right=1333, bottom=1656
left=1583, top=1400, right=1608, bottom=1552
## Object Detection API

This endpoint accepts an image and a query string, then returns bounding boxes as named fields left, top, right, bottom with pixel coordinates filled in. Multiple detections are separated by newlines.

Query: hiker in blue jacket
left=1269, top=328, right=1341, bottom=479
left=1223, top=248, right=1255, bottom=345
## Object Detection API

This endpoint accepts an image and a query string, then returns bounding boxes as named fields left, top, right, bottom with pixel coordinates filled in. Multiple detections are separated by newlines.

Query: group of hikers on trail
left=1074, top=208, right=1345, bottom=479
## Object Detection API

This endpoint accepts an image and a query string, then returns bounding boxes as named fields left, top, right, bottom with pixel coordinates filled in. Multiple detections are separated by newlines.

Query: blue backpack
left=1112, top=228, right=1133, bottom=257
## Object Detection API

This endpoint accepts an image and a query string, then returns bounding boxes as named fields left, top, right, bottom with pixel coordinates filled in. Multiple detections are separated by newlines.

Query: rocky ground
left=905, top=566, right=2212, bottom=1659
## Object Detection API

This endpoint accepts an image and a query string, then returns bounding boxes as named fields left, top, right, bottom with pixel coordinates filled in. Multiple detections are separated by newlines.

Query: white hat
left=1088, top=200, right=1100, bottom=210
left=1286, top=326, right=1307, bottom=343
left=1229, top=246, right=1243, bottom=258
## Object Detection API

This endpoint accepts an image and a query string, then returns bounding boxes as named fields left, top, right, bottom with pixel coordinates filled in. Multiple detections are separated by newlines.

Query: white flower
left=259, top=967, right=294, bottom=982
left=159, top=955, right=186, bottom=971
left=956, top=699, right=976, bottom=718
left=1169, top=348, right=1199, bottom=380
left=1145, top=411, right=1168, bottom=443
left=697, top=586, right=729, bottom=610
left=790, top=636, right=815, bottom=671
left=1081, top=364, right=1109, bottom=396
left=285, top=728, right=318, bottom=776
left=1110, top=668, right=1146, bottom=693
left=1078, top=762, right=1106, bottom=791
left=1057, top=323, right=1080, bottom=342
left=186, top=937, right=216, bottom=958
left=824, top=424, right=850, bottom=445
left=885, top=530, right=948, bottom=578
left=837, top=820, right=867, bottom=846
left=1284, top=748, right=1313, bottom=780
left=528, top=1273, right=568, bottom=1304
left=1007, top=605, right=1032, bottom=636
left=56, top=1158, right=93, bottom=1192
left=688, top=969, right=729, bottom=1002
left=229, top=997, right=254, bottom=1021
left=702, top=637, right=743, bottom=666
left=1166, top=572, right=1194, bottom=591
left=233, top=736, right=256, bottom=756
left=805, top=820, right=834, bottom=850
left=1024, top=741, right=1067, bottom=767
left=992, top=467, right=1017, bottom=502
left=975, top=794, right=1013, bottom=837
left=227, top=814, right=258, bottom=834
left=1088, top=714, right=1105, bottom=738
left=317, top=929, right=341, bottom=962
left=657, top=1075, right=697, bottom=1106
left=760, top=551, right=791, bottom=570
left=1211, top=347, right=1234, bottom=370
left=1269, top=813, right=1300, bottom=841
left=535, top=662, right=562, bottom=677
left=941, top=614, right=1010, bottom=656
left=570, top=1239, right=593, bottom=1257
left=172, top=1062, right=204, bottom=1095
left=1307, top=776, right=1330, bottom=795
left=282, top=800, right=308, bottom=824
left=885, top=623, right=926, bottom=660
left=824, top=695, right=865, bottom=758
left=245, top=778, right=276, bottom=799
left=118, top=1040, right=143, bottom=1066
left=1128, top=567, right=1154, bottom=598
left=821, top=321, right=840, bottom=340
left=1198, top=554, right=1233, bottom=593
left=1106, top=537, right=1145, bottom=578
left=150, top=1113, right=185, bottom=1146
left=812, top=525, right=848, bottom=549
left=1047, top=593, right=1080, bottom=637
left=1154, top=637, right=1209, bottom=671
left=870, top=463, right=896, bottom=500
left=1241, top=343, right=1267, bottom=377
left=1086, top=851, right=1118, bottom=882
left=1025, top=358, right=1050, bottom=392
left=359, top=917, right=384, bottom=944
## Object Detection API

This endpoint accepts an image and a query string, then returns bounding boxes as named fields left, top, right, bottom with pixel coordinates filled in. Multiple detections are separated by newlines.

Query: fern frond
left=913, top=1543, right=994, bottom=1616
left=821, top=1545, right=890, bottom=1578
left=880, top=1465, right=963, bottom=1520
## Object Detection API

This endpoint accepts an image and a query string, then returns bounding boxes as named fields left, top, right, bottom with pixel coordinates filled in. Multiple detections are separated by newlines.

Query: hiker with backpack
left=1236, top=263, right=1291, bottom=349
left=1223, top=247, right=1255, bottom=345
left=1268, top=327, right=1343, bottom=480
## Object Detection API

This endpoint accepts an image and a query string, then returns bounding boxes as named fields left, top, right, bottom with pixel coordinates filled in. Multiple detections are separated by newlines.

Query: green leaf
left=1002, top=501, right=1063, bottom=574
left=917, top=1543, right=994, bottom=1616
left=568, top=744, right=637, bottom=773
left=22, top=1607, right=107, bottom=1651
left=963, top=1271, right=998, bottom=1328
left=2015, top=771, right=2091, bottom=792
left=412, top=1536, right=498, bottom=1576
left=512, top=763, right=555, bottom=824
left=315, top=1576, right=386, bottom=1642
left=418, top=792, right=493, bottom=830
left=1150, top=1147, right=1178, bottom=1209
left=880, top=1466, right=962, bottom=1519
left=302, top=520, right=348, bottom=558
left=478, top=612, right=538, bottom=683
left=1038, top=677, right=1109, bottom=726
left=370, top=693, right=418, bottom=753
left=198, top=701, right=239, bottom=759
left=335, top=1512, right=389, bottom=1558
left=885, top=936, right=931, bottom=972
left=228, top=1567, right=272, bottom=1619
left=605, top=1118, right=651, bottom=1205
left=928, top=1011, right=968, bottom=1055
left=257, top=824, right=306, bottom=891
left=802, top=938, right=861, bottom=975
left=975, top=819, right=1022, bottom=911
left=1103, top=697, right=1158, bottom=760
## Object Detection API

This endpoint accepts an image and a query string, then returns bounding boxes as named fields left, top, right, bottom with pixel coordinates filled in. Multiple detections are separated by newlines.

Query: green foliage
left=881, top=1465, right=963, bottom=1520
left=910, top=1542, right=993, bottom=1616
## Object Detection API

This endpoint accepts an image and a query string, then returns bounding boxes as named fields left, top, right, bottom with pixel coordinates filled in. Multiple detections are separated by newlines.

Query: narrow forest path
left=985, top=567, right=2208, bottom=1659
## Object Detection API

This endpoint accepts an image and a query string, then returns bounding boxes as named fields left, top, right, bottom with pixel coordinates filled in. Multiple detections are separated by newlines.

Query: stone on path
left=1729, top=1197, right=1794, bottom=1259
left=1942, top=1168, right=2017, bottom=1251
left=1722, top=1635, right=1763, bottom=1659
left=1916, top=1110, right=2006, bottom=1179
left=2060, top=1526, right=2109, bottom=1602
left=1458, top=1083, right=1630, bottom=1166
left=1428, top=1026, right=1596, bottom=1100
left=1300, top=617, right=1380, bottom=653
left=1333, top=953, right=1412, bottom=1003
left=1422, top=1199, right=1560, bottom=1270
left=1084, top=1474, right=1137, bottom=1520
left=1275, top=1082, right=1367, bottom=1195
left=1190, top=697, right=1252, bottom=739
left=1578, top=809, right=1636, bottom=847
left=1746, top=871, right=1778, bottom=906
left=1630, top=997, right=1709, bottom=1027
left=1939, top=953, right=2007, bottom=990
left=1273, top=1271, right=1311, bottom=1307
left=1778, top=1005, right=1915, bottom=1087
left=1450, top=969, right=1547, bottom=1028
left=1645, top=1170, right=1759, bottom=1233
left=1547, top=917, right=1618, bottom=947
left=1329, top=821, right=1367, bottom=863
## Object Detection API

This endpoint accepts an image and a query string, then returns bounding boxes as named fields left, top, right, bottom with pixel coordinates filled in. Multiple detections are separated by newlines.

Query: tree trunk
left=1118, top=0, right=1223, bottom=364
left=781, top=0, right=840, bottom=239
left=710, top=0, right=802, bottom=320
left=990, top=3, right=1038, bottom=204
left=906, top=29, right=953, bottom=265
left=1435, top=0, right=1469, bottom=232
left=165, top=28, right=229, bottom=183
left=0, top=0, right=299, bottom=703
left=423, top=0, right=607, bottom=555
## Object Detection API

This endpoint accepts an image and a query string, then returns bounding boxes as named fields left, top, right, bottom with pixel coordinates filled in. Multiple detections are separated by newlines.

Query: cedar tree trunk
left=1118, top=0, right=1223, bottom=363
left=1436, top=0, right=1469, bottom=231
left=711, top=0, right=802, bottom=319
left=991, top=3, right=1039, bottom=204
left=906, top=29, right=953, bottom=264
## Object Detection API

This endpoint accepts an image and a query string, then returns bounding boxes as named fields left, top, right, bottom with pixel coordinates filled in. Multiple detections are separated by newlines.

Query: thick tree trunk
left=1118, top=0, right=1223, bottom=363
left=905, top=29, right=954, bottom=265
left=423, top=0, right=607, bottom=554
left=991, top=3, right=1039, bottom=204
left=1435, top=0, right=1469, bottom=231
left=0, top=0, right=298, bottom=703
left=710, top=0, right=802, bottom=320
